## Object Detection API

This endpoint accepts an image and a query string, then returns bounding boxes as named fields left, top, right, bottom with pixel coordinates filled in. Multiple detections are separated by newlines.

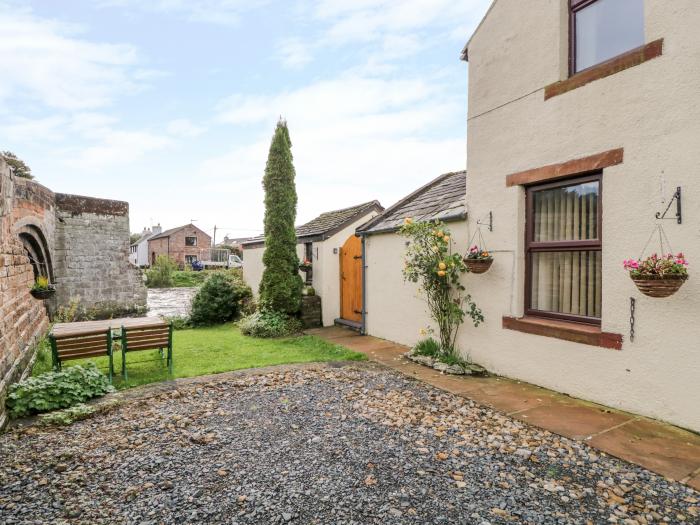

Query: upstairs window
left=185, top=236, right=197, bottom=246
left=571, top=0, right=644, bottom=74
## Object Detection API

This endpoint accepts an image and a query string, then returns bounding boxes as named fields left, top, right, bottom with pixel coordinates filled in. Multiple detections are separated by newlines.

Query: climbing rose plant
left=400, top=219, right=483, bottom=357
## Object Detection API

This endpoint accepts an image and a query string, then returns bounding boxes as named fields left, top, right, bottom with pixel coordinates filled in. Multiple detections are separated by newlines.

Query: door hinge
left=353, top=255, right=362, bottom=260
left=353, top=309, right=362, bottom=314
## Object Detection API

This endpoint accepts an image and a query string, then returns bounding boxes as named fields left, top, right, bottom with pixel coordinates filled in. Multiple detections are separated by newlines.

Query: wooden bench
left=49, top=329, right=114, bottom=382
left=121, top=322, right=173, bottom=380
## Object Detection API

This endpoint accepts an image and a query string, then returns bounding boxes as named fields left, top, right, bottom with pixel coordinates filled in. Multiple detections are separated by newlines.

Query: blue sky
left=1, top=0, right=491, bottom=240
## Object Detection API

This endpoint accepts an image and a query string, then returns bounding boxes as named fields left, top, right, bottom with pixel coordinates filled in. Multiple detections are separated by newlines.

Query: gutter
left=356, top=212, right=467, bottom=237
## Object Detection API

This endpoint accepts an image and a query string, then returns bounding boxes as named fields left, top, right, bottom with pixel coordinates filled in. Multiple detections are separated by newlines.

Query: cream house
left=361, top=0, right=700, bottom=433
left=242, top=201, right=382, bottom=327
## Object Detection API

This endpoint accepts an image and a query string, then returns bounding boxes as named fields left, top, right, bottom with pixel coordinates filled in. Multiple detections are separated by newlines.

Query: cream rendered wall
left=461, top=0, right=700, bottom=431
left=242, top=243, right=305, bottom=298
left=364, top=221, right=470, bottom=347
left=313, top=211, right=380, bottom=326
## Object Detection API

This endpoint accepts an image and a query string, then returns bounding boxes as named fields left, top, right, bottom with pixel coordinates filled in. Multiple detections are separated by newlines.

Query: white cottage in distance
left=129, top=224, right=162, bottom=267
left=242, top=201, right=383, bottom=327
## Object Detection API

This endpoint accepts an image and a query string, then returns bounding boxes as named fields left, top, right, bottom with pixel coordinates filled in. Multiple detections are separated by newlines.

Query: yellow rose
left=436, top=230, right=444, bottom=238
left=443, top=235, right=450, bottom=242
left=404, top=217, right=413, bottom=224
left=437, top=270, right=446, bottom=277
left=438, top=262, right=447, bottom=270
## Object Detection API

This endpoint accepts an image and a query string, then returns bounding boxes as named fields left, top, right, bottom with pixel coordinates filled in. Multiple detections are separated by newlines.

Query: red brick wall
left=0, top=161, right=49, bottom=428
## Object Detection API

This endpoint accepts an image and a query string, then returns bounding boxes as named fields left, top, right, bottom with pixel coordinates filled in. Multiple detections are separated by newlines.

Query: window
left=526, top=174, right=602, bottom=324
left=571, top=0, right=644, bottom=74
left=185, top=255, right=198, bottom=265
left=185, top=236, right=197, bottom=246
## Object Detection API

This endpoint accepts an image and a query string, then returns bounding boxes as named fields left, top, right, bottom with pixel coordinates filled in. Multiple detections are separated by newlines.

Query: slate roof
left=357, top=171, right=466, bottom=235
left=150, top=223, right=210, bottom=241
left=242, top=200, right=383, bottom=247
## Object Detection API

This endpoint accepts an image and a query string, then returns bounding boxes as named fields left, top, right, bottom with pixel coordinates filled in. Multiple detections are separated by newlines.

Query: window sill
left=545, top=39, right=663, bottom=100
left=502, top=316, right=622, bottom=350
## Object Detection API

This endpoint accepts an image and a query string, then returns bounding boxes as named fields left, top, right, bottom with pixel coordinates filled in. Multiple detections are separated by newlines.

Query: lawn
left=33, top=324, right=365, bottom=389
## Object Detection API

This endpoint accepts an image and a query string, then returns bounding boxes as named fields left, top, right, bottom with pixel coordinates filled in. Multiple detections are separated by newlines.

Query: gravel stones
left=0, top=364, right=697, bottom=524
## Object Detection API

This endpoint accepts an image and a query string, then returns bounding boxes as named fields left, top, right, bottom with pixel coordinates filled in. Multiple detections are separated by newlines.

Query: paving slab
left=311, top=326, right=700, bottom=485
left=588, top=418, right=700, bottom=481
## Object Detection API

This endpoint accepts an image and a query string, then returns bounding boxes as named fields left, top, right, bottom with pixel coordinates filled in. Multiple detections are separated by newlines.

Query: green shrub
left=189, top=272, right=252, bottom=326
left=39, top=403, right=95, bottom=426
left=172, top=270, right=208, bottom=288
left=238, top=310, right=303, bottom=338
left=146, top=255, right=177, bottom=288
left=163, top=316, right=191, bottom=330
left=6, top=363, right=114, bottom=418
left=413, top=337, right=441, bottom=357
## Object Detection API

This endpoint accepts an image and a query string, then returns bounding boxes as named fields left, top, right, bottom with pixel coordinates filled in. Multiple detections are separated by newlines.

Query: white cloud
left=97, top=0, right=270, bottom=26
left=0, top=6, right=150, bottom=111
left=277, top=38, right=313, bottom=69
left=166, top=118, right=206, bottom=138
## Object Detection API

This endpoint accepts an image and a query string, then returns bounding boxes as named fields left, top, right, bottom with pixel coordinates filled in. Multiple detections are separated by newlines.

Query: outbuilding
left=242, top=201, right=383, bottom=327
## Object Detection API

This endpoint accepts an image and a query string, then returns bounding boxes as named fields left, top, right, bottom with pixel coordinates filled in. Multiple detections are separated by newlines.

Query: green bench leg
left=121, top=325, right=128, bottom=381
left=49, top=336, right=60, bottom=371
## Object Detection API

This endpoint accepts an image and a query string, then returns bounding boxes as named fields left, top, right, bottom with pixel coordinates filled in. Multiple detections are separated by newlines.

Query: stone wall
left=0, top=159, right=49, bottom=429
left=53, top=193, right=147, bottom=316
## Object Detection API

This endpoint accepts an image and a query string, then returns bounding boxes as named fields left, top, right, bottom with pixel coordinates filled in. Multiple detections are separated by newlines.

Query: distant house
left=129, top=224, right=162, bottom=267
left=242, top=201, right=383, bottom=327
left=147, top=223, right=212, bottom=268
left=216, top=235, right=247, bottom=256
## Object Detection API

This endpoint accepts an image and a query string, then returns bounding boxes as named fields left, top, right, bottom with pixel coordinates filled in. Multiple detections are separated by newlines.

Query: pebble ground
left=0, top=364, right=697, bottom=524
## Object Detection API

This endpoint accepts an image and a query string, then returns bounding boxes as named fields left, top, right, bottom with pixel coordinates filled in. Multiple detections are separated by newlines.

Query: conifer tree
left=259, top=119, right=303, bottom=314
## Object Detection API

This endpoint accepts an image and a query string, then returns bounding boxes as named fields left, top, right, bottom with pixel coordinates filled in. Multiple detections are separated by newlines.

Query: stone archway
left=15, top=224, right=53, bottom=282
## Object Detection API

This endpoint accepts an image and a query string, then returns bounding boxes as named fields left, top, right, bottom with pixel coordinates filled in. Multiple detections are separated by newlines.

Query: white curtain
left=531, top=185, right=601, bottom=318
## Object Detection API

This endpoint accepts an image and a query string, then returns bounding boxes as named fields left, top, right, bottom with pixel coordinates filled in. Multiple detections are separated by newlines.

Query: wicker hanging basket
left=30, top=287, right=55, bottom=300
left=464, top=258, right=493, bottom=274
left=631, top=275, right=687, bottom=298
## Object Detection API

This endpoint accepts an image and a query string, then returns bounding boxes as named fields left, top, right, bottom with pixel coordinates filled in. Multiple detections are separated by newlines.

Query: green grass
left=170, top=270, right=209, bottom=287
left=33, top=324, right=365, bottom=390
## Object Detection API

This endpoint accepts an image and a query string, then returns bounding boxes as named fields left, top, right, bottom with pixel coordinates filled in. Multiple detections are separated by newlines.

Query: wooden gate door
left=339, top=235, right=363, bottom=323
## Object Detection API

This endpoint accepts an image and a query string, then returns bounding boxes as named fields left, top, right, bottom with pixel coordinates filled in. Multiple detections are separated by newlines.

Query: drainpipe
left=360, top=233, right=367, bottom=335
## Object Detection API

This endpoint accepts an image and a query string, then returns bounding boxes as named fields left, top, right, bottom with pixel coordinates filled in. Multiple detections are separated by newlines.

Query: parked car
left=228, top=254, right=243, bottom=268
left=191, top=260, right=205, bottom=271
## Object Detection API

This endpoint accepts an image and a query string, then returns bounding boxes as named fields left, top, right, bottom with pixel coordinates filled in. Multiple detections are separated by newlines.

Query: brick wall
left=0, top=160, right=49, bottom=428
left=53, top=194, right=147, bottom=316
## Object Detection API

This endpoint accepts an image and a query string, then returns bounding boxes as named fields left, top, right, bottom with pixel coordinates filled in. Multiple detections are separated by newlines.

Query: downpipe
left=360, top=234, right=367, bottom=335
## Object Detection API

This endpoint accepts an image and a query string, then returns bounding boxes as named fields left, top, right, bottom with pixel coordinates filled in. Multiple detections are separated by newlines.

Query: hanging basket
left=30, top=287, right=55, bottom=300
left=631, top=275, right=687, bottom=298
left=464, top=258, right=493, bottom=274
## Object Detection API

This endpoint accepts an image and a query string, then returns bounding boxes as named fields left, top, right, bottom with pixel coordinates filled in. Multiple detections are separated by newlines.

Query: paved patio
left=308, top=326, right=700, bottom=491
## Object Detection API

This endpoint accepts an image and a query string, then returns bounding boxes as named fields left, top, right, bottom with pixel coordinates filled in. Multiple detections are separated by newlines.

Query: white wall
left=364, top=221, right=470, bottom=346
left=242, top=243, right=305, bottom=298
left=460, top=0, right=700, bottom=431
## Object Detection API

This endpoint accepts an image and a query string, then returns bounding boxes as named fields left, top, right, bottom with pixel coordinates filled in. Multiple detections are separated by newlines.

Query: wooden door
left=339, top=235, right=363, bottom=323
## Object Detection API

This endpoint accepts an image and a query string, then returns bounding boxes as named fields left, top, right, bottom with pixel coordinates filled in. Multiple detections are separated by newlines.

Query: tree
left=1, top=151, right=33, bottom=179
left=258, top=120, right=303, bottom=314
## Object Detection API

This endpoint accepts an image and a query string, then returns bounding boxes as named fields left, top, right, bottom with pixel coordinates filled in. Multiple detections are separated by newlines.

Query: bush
left=6, top=363, right=114, bottom=418
left=146, top=255, right=177, bottom=288
left=189, top=272, right=252, bottom=326
left=238, top=310, right=303, bottom=338
left=171, top=270, right=209, bottom=288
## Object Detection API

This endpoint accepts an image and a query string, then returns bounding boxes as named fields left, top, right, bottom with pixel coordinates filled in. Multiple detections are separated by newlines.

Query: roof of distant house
left=357, top=171, right=466, bottom=235
left=149, top=223, right=211, bottom=241
left=242, top=200, right=384, bottom=247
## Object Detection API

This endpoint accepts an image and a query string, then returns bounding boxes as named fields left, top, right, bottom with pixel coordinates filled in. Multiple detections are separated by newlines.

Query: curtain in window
left=530, top=183, right=601, bottom=318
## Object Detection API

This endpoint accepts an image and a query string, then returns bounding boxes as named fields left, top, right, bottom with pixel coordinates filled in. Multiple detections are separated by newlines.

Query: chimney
left=152, top=223, right=162, bottom=235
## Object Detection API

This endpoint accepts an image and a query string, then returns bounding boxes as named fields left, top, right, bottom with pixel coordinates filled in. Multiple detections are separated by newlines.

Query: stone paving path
left=308, top=326, right=700, bottom=491
left=146, top=287, right=197, bottom=318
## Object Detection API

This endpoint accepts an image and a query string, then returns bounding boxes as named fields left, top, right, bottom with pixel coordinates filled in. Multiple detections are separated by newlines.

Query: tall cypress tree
left=259, top=119, right=303, bottom=314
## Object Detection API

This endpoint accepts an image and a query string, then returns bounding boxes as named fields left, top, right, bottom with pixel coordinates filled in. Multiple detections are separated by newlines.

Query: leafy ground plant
left=412, top=337, right=441, bottom=357
left=7, top=363, right=114, bottom=418
left=238, top=310, right=303, bottom=338
left=38, top=403, right=95, bottom=426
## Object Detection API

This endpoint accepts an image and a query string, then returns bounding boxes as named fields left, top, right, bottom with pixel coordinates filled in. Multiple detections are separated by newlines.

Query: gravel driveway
left=1, top=364, right=696, bottom=524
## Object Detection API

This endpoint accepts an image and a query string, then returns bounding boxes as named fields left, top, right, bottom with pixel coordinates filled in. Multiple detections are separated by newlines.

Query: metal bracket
left=655, top=186, right=681, bottom=224
left=476, top=211, right=493, bottom=232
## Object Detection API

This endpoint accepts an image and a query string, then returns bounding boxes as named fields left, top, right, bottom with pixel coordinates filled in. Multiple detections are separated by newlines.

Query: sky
left=0, top=0, right=492, bottom=241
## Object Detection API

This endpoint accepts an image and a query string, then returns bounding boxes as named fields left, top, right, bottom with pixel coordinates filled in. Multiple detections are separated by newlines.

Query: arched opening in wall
left=17, top=226, right=53, bottom=282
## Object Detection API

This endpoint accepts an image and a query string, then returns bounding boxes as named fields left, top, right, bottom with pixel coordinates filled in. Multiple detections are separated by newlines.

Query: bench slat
left=55, top=336, right=108, bottom=350
left=59, top=348, right=110, bottom=360
left=125, top=341, right=170, bottom=352
left=57, top=343, right=110, bottom=356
